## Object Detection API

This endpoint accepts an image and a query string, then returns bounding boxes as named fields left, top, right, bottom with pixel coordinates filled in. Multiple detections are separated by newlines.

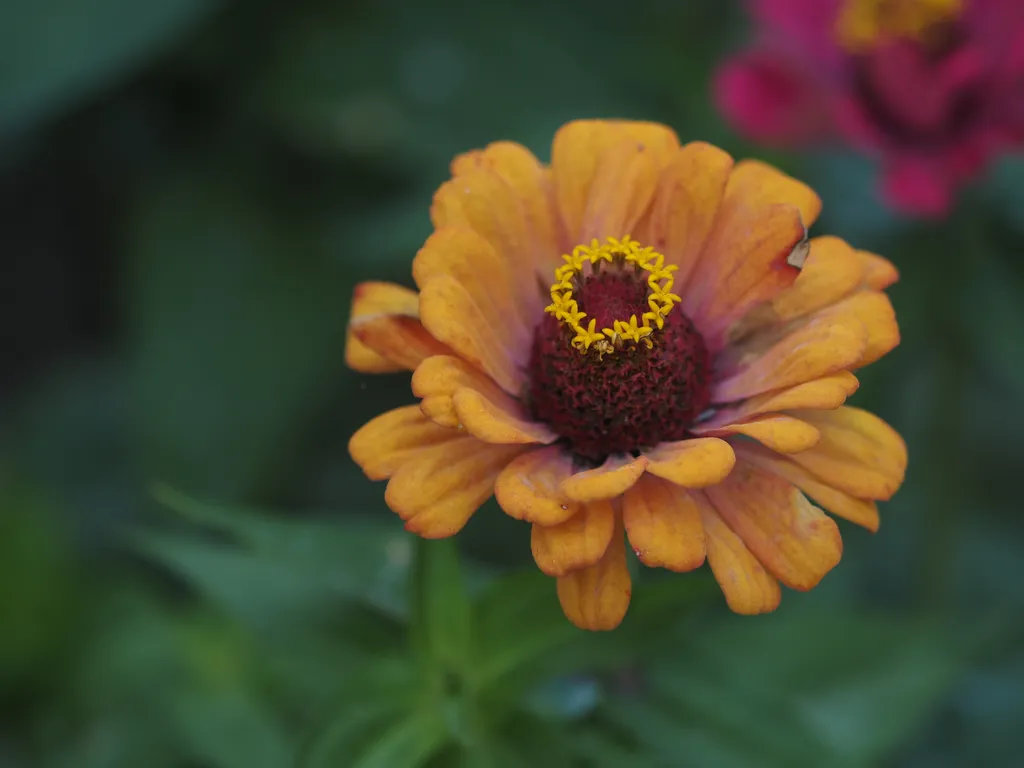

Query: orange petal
left=705, top=462, right=843, bottom=591
left=858, top=250, right=899, bottom=290
left=723, top=159, right=822, bottom=228
left=702, top=372, right=859, bottom=429
left=411, top=355, right=511, bottom=429
left=557, top=518, right=632, bottom=631
left=531, top=499, right=615, bottom=577
left=493, top=446, right=580, bottom=526
left=348, top=405, right=458, bottom=481
left=413, top=227, right=533, bottom=355
left=559, top=454, right=649, bottom=502
left=623, top=475, right=705, bottom=572
left=700, top=414, right=820, bottom=454
left=384, top=437, right=524, bottom=539
left=818, top=291, right=900, bottom=368
left=713, top=313, right=867, bottom=402
left=345, top=282, right=422, bottom=372
left=352, top=314, right=451, bottom=372
left=418, top=275, right=527, bottom=395
left=449, top=141, right=561, bottom=281
left=452, top=388, right=557, bottom=445
left=737, top=443, right=880, bottom=532
left=578, top=139, right=661, bottom=242
left=551, top=120, right=679, bottom=243
left=788, top=407, right=907, bottom=501
left=693, top=491, right=781, bottom=614
left=637, top=142, right=734, bottom=291
left=739, top=371, right=860, bottom=414
left=643, top=438, right=735, bottom=488
left=430, top=175, right=546, bottom=325
left=768, top=236, right=864, bottom=322
left=685, top=202, right=807, bottom=349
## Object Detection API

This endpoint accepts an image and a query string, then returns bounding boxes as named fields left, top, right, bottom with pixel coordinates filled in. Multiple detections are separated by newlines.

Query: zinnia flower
left=347, top=120, right=906, bottom=630
left=715, top=0, right=1024, bottom=216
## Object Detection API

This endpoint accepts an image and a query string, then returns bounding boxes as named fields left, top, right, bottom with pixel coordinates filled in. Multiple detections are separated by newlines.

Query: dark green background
left=2, top=0, right=1023, bottom=765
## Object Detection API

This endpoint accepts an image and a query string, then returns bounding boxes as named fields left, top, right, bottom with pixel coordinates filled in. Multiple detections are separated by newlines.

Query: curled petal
left=788, top=407, right=907, bottom=501
left=702, top=372, right=859, bottom=429
left=623, top=475, right=706, bottom=572
left=349, top=405, right=458, bottom=481
left=705, top=461, right=843, bottom=591
left=419, top=275, right=527, bottom=395
left=765, top=236, right=864, bottom=326
left=643, top=438, right=736, bottom=488
left=724, top=159, right=822, bottom=227
left=560, top=454, right=649, bottom=502
left=700, top=415, right=821, bottom=454
left=412, top=354, right=512, bottom=429
left=693, top=491, right=781, bottom=614
left=345, top=282, right=429, bottom=372
left=686, top=202, right=807, bottom=350
left=557, top=517, right=632, bottom=631
left=352, top=315, right=451, bottom=372
left=713, top=312, right=868, bottom=402
left=857, top=250, right=899, bottom=290
left=531, top=500, right=615, bottom=577
left=817, top=291, right=900, bottom=368
left=737, top=443, right=881, bottom=532
left=494, top=446, right=580, bottom=526
left=453, top=388, right=558, bottom=445
left=385, top=438, right=525, bottom=539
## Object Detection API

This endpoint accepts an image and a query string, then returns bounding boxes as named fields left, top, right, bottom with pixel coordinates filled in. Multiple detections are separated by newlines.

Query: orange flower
left=347, top=120, right=907, bottom=631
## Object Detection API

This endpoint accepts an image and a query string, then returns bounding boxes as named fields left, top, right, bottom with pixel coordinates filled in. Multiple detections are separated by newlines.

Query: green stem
left=409, top=535, right=493, bottom=761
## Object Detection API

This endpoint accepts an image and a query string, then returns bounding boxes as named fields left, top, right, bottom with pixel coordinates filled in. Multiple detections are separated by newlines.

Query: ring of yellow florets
left=544, top=236, right=681, bottom=356
left=837, top=0, right=962, bottom=51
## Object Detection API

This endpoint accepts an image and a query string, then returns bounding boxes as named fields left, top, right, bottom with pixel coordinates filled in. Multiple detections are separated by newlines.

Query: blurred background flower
left=2, top=0, right=1023, bottom=766
left=715, top=0, right=1024, bottom=216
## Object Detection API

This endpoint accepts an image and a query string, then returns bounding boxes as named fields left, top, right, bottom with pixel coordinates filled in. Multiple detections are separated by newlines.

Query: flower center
left=837, top=0, right=962, bottom=51
left=526, top=237, right=711, bottom=464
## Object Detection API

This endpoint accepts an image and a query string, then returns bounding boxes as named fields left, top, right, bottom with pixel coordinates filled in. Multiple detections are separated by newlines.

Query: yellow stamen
left=544, top=235, right=679, bottom=354
left=837, top=0, right=962, bottom=51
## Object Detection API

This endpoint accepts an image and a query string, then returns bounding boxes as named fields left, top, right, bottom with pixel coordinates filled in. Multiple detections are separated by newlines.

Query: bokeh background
left=3, top=0, right=1024, bottom=765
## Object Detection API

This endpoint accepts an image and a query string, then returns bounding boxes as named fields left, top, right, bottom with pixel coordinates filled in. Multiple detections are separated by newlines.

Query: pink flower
left=715, top=0, right=1024, bottom=216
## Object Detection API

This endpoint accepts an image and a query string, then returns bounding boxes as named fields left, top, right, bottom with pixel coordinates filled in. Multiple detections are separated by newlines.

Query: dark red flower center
left=526, top=266, right=712, bottom=464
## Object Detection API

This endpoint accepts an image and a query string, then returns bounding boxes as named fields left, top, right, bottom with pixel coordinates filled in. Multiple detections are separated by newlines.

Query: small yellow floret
left=544, top=235, right=680, bottom=355
left=837, top=0, right=962, bottom=51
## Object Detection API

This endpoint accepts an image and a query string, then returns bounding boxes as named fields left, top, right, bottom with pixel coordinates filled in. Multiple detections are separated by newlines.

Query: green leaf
left=169, top=689, right=295, bottom=768
left=134, top=530, right=350, bottom=632
left=153, top=485, right=411, bottom=618
left=298, top=700, right=411, bottom=768
left=411, top=538, right=473, bottom=673
left=352, top=712, right=450, bottom=768
left=0, top=0, right=223, bottom=134
left=599, top=613, right=961, bottom=768
left=474, top=568, right=715, bottom=698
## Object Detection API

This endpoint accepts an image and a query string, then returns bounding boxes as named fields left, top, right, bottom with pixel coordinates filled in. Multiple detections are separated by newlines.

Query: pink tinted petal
left=749, top=0, right=845, bottom=64
left=882, top=159, right=953, bottom=218
left=715, top=51, right=830, bottom=146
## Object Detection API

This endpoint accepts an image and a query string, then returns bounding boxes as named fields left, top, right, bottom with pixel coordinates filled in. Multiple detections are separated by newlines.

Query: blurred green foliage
left=2, top=0, right=1023, bottom=765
